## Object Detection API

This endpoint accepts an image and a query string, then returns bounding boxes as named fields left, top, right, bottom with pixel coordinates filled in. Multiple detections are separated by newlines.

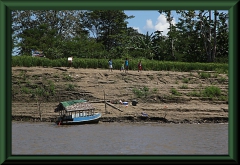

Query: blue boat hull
left=56, top=113, right=101, bottom=125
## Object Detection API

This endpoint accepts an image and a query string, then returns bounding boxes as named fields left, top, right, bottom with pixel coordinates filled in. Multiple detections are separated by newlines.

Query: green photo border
left=0, top=0, right=238, bottom=164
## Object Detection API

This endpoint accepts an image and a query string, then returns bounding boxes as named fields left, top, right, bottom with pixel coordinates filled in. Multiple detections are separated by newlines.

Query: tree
left=151, top=30, right=165, bottom=60
left=158, top=10, right=176, bottom=60
left=83, top=10, right=134, bottom=53
left=175, top=10, right=228, bottom=62
left=197, top=10, right=227, bottom=62
left=175, top=10, right=205, bottom=62
left=12, top=10, right=87, bottom=57
left=215, top=12, right=229, bottom=62
left=132, top=32, right=161, bottom=59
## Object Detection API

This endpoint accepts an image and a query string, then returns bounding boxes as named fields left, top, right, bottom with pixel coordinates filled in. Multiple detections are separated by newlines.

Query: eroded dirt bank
left=11, top=67, right=228, bottom=124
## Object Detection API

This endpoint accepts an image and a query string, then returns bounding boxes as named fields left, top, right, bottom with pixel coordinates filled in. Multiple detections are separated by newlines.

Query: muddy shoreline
left=12, top=115, right=228, bottom=124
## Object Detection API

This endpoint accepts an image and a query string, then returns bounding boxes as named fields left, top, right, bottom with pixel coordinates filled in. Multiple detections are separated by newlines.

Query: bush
left=170, top=88, right=181, bottom=96
left=201, top=86, right=221, bottom=98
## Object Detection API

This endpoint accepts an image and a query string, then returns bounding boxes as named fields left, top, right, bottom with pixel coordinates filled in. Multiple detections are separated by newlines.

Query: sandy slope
left=11, top=66, right=229, bottom=123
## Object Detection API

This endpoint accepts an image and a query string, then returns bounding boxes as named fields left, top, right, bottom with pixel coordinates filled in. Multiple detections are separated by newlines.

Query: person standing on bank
left=108, top=59, right=113, bottom=72
left=138, top=60, right=142, bottom=72
left=120, top=62, right=124, bottom=72
left=124, top=58, right=129, bottom=73
left=68, top=56, right=73, bottom=68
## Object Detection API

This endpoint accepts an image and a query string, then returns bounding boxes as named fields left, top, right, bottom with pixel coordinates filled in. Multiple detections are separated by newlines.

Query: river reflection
left=12, top=121, right=228, bottom=155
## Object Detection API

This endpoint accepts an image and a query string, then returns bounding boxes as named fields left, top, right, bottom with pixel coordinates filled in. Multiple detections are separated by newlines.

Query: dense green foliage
left=12, top=10, right=229, bottom=63
left=12, top=56, right=228, bottom=74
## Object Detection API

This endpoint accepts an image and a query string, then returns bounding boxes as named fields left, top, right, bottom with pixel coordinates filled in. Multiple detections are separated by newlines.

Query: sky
left=124, top=10, right=228, bottom=36
left=124, top=10, right=178, bottom=36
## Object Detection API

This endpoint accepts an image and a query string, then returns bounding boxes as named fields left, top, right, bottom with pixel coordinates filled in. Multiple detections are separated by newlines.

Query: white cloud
left=132, top=26, right=141, bottom=33
left=144, top=19, right=154, bottom=30
left=144, top=14, right=176, bottom=36
left=154, top=15, right=170, bottom=36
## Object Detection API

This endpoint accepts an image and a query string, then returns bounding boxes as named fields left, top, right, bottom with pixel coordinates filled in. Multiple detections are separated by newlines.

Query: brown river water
left=12, top=121, right=228, bottom=155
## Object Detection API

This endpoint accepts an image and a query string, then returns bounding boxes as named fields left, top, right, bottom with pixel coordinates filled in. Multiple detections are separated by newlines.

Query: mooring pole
left=104, top=90, right=106, bottom=113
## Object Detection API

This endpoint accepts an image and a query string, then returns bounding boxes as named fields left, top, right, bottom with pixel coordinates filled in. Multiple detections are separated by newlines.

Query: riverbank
left=11, top=67, right=229, bottom=124
left=12, top=115, right=228, bottom=124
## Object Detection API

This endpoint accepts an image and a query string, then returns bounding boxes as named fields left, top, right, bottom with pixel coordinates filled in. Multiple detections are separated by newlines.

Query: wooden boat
left=54, top=99, right=101, bottom=125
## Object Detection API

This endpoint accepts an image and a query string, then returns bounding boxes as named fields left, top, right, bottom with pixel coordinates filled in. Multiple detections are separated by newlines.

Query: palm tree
left=133, top=32, right=159, bottom=59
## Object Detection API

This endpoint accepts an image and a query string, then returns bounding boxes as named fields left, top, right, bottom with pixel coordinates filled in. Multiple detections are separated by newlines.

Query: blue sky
left=124, top=10, right=228, bottom=36
left=124, top=10, right=178, bottom=36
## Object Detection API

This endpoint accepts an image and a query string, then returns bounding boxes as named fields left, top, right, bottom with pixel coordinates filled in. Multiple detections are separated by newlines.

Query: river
left=12, top=121, right=228, bottom=155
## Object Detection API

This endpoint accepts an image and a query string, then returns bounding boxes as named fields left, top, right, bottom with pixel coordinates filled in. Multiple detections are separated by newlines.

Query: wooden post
left=106, top=102, right=123, bottom=112
left=104, top=90, right=106, bottom=113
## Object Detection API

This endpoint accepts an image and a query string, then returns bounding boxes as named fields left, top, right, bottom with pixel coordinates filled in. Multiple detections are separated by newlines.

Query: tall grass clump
left=218, top=76, right=227, bottom=83
left=132, top=88, right=144, bottom=98
left=132, top=86, right=157, bottom=98
left=201, top=86, right=221, bottom=98
left=179, top=84, right=188, bottom=89
left=199, top=72, right=211, bottom=79
left=187, top=86, right=222, bottom=100
left=12, top=56, right=33, bottom=67
left=66, top=83, right=76, bottom=91
left=187, top=89, right=201, bottom=97
left=170, top=88, right=181, bottom=96
left=182, top=78, right=189, bottom=83
left=51, top=59, right=63, bottom=67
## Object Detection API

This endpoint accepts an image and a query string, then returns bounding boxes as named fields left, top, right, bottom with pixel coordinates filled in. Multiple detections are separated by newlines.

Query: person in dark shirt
left=125, top=58, right=129, bottom=73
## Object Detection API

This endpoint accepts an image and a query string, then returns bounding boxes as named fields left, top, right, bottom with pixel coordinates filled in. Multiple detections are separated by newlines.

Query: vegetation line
left=12, top=56, right=228, bottom=74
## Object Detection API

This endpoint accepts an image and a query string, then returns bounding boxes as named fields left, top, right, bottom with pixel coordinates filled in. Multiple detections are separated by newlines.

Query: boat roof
left=65, top=102, right=95, bottom=112
left=54, top=99, right=95, bottom=112
left=60, top=99, right=87, bottom=108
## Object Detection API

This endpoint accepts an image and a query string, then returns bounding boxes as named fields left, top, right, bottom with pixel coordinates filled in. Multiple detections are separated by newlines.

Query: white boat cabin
left=58, top=108, right=97, bottom=120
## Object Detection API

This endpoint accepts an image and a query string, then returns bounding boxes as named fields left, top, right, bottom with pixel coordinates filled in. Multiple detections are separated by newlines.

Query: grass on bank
left=12, top=56, right=228, bottom=74
left=132, top=84, right=227, bottom=101
left=187, top=85, right=227, bottom=101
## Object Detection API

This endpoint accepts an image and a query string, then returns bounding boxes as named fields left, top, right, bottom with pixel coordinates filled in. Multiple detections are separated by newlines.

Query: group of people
left=67, top=57, right=142, bottom=72
left=108, top=58, right=142, bottom=72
